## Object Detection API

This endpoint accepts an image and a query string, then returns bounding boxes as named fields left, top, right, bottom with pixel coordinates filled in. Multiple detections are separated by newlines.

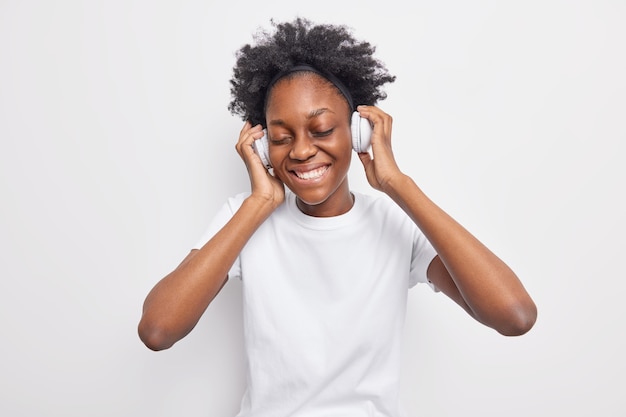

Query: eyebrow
left=268, top=107, right=335, bottom=127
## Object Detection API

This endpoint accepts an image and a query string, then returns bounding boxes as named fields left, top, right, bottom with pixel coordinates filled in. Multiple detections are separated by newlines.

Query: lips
left=290, top=164, right=329, bottom=181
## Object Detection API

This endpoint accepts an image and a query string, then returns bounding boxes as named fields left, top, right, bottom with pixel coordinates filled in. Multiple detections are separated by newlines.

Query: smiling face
left=265, top=73, right=354, bottom=217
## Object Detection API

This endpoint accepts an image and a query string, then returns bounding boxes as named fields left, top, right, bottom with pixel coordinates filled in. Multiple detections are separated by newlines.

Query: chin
left=289, top=187, right=332, bottom=206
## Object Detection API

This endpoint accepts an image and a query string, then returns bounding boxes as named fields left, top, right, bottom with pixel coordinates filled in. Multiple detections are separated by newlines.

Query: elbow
left=138, top=319, right=176, bottom=351
left=495, top=300, right=538, bottom=336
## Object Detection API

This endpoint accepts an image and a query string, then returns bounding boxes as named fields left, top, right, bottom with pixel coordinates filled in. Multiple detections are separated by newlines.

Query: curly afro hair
left=228, top=18, right=396, bottom=127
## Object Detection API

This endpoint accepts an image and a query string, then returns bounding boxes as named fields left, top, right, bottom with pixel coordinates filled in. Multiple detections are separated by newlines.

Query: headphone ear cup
left=351, top=111, right=372, bottom=153
left=253, top=130, right=272, bottom=169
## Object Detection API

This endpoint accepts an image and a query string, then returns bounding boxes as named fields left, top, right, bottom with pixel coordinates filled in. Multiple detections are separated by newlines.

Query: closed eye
left=312, top=129, right=333, bottom=138
left=270, top=136, right=292, bottom=145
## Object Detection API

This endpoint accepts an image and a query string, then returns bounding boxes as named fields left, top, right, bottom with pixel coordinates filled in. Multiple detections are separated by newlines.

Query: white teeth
left=295, top=166, right=328, bottom=180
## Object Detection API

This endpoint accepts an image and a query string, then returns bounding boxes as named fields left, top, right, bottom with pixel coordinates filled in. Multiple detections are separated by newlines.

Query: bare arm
left=138, top=122, right=284, bottom=350
left=138, top=196, right=279, bottom=350
left=387, top=176, right=536, bottom=335
left=357, top=105, right=537, bottom=336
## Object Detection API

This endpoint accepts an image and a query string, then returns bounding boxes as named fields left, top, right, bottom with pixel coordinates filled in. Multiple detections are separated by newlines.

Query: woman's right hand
left=235, top=121, right=285, bottom=210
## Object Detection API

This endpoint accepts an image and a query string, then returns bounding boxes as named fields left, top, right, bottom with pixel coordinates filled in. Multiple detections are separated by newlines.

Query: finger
left=236, top=122, right=264, bottom=157
left=358, top=151, right=374, bottom=176
left=357, top=150, right=381, bottom=189
left=239, top=120, right=252, bottom=136
left=357, top=106, right=391, bottom=140
left=358, top=151, right=372, bottom=165
left=237, top=122, right=262, bottom=146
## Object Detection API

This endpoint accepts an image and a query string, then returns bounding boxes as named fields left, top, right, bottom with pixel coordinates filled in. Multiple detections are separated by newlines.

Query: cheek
left=268, top=145, right=285, bottom=165
left=267, top=147, right=290, bottom=180
left=341, top=151, right=353, bottom=172
left=321, top=138, right=352, bottom=171
left=272, top=164, right=289, bottom=182
left=335, top=138, right=354, bottom=164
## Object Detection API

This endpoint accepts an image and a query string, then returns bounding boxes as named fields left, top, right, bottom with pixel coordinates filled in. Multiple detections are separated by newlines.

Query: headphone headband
left=264, top=64, right=355, bottom=113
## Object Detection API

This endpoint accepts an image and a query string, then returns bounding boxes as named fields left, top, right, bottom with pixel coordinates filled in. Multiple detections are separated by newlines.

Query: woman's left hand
left=355, top=105, right=405, bottom=193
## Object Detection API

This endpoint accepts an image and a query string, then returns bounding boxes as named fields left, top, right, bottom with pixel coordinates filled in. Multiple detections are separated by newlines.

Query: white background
left=1, top=1, right=624, bottom=416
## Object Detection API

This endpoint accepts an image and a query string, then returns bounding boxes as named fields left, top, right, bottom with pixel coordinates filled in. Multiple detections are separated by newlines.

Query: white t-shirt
left=194, top=190, right=437, bottom=417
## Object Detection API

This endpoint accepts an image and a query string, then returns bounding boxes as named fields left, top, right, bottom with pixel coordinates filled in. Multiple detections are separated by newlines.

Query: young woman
left=138, top=18, right=537, bottom=417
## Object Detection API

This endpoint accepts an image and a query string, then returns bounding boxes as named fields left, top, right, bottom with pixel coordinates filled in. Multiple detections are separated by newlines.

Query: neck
left=295, top=182, right=354, bottom=218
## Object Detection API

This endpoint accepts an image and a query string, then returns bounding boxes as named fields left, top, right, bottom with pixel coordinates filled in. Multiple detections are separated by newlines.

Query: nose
left=289, top=134, right=317, bottom=161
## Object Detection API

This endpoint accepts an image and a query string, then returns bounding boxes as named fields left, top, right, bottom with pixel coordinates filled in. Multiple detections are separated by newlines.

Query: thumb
left=357, top=151, right=377, bottom=185
left=358, top=151, right=372, bottom=168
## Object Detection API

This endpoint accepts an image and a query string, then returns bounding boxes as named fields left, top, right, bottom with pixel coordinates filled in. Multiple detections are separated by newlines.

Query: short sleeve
left=191, top=192, right=249, bottom=280
left=408, top=228, right=439, bottom=291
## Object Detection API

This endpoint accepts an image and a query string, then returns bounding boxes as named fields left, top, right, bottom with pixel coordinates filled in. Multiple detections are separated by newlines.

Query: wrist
left=380, top=173, right=412, bottom=196
left=245, top=192, right=282, bottom=216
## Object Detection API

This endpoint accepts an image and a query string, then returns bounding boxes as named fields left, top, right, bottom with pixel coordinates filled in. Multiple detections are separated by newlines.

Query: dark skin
left=138, top=73, right=537, bottom=351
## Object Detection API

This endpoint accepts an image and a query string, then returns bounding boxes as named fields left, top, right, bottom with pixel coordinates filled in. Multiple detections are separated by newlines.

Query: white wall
left=1, top=1, right=624, bottom=416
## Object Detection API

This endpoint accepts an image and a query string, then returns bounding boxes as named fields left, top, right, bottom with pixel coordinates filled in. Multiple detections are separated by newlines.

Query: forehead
left=265, top=72, right=349, bottom=115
